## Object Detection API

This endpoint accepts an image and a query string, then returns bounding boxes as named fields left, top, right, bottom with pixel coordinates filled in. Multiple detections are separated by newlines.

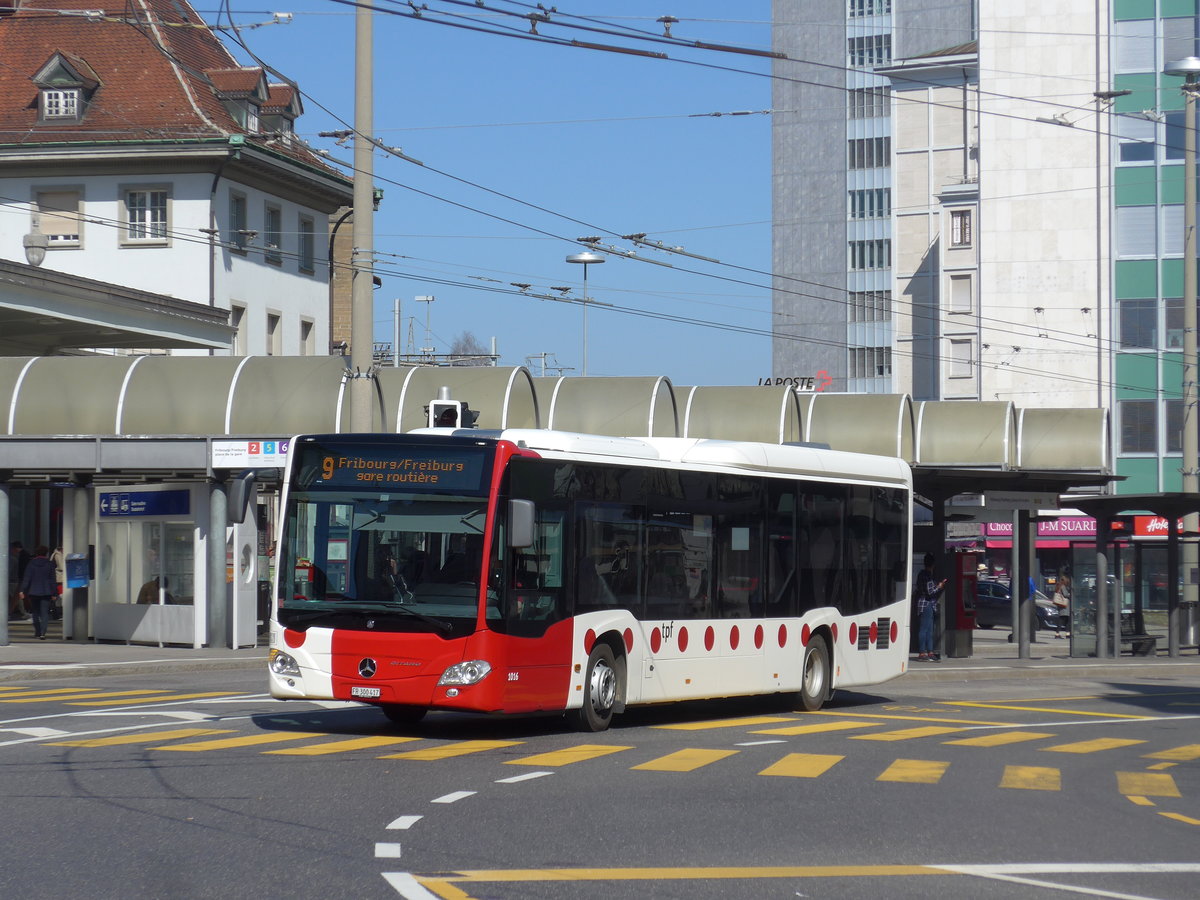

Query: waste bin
left=1181, top=601, right=1199, bottom=648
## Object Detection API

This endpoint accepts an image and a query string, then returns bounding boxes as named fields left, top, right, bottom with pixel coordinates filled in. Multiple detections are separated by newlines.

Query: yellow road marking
left=877, top=759, right=949, bottom=784
left=154, top=732, right=326, bottom=751
left=1041, top=738, right=1146, bottom=754
left=751, top=720, right=879, bottom=736
left=1126, top=795, right=1156, bottom=807
left=420, top=880, right=474, bottom=899
left=802, top=710, right=1011, bottom=726
left=505, top=744, right=631, bottom=767
left=1144, top=744, right=1200, bottom=761
left=265, top=736, right=421, bottom=755
left=945, top=701, right=1152, bottom=720
left=632, top=749, right=738, bottom=772
left=1147, top=762, right=1177, bottom=770
left=654, top=716, right=796, bottom=731
left=1, top=690, right=169, bottom=704
left=943, top=731, right=1055, bottom=747
left=999, top=766, right=1061, bottom=791
left=759, top=752, right=843, bottom=778
left=67, top=691, right=238, bottom=706
left=0, top=688, right=95, bottom=699
left=1117, top=771, right=1180, bottom=798
left=851, top=726, right=965, bottom=742
left=1160, top=812, right=1200, bottom=826
left=48, top=728, right=233, bottom=747
left=428, top=864, right=953, bottom=883
left=382, top=740, right=523, bottom=761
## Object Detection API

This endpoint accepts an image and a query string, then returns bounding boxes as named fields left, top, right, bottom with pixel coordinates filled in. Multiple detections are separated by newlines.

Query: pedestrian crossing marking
left=946, top=701, right=1152, bottom=720
left=632, top=748, right=738, bottom=772
left=1147, top=762, right=1177, bottom=770
left=1144, top=744, right=1200, bottom=761
left=67, top=691, right=239, bottom=707
left=48, top=728, right=234, bottom=747
left=1117, top=771, right=1180, bottom=798
left=877, top=759, right=949, bottom=784
left=943, top=731, right=1056, bottom=748
left=505, top=744, right=632, bottom=767
left=759, top=753, right=843, bottom=778
left=1000, top=766, right=1061, bottom=791
left=1160, top=812, right=1200, bottom=826
left=751, top=720, right=879, bottom=736
left=0, top=688, right=97, bottom=700
left=153, top=732, right=326, bottom=751
left=264, top=736, right=422, bottom=756
left=1041, top=738, right=1146, bottom=754
left=2, top=690, right=170, bottom=704
left=381, top=740, right=524, bottom=761
left=655, top=716, right=796, bottom=731
left=850, top=726, right=966, bottom=742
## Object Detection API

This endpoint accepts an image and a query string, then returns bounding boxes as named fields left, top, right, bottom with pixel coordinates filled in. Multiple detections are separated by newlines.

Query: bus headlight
left=438, top=660, right=492, bottom=686
left=269, top=649, right=301, bottom=676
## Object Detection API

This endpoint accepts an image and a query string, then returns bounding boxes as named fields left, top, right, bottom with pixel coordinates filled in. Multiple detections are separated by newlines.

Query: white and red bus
left=268, top=427, right=913, bottom=731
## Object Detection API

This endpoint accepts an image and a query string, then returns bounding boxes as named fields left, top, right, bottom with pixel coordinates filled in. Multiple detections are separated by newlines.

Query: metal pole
left=1167, top=59, right=1200, bottom=624
left=0, top=482, right=9, bottom=647
left=582, top=262, right=589, bottom=377
left=393, top=297, right=400, bottom=367
left=349, top=0, right=376, bottom=431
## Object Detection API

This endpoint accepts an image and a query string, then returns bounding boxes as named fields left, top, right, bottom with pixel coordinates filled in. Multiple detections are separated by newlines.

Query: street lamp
left=1165, top=56, right=1200, bottom=654
left=566, top=251, right=605, bottom=376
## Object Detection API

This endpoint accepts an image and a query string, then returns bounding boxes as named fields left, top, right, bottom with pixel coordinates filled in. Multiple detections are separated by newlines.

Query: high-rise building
left=772, top=1, right=1195, bottom=495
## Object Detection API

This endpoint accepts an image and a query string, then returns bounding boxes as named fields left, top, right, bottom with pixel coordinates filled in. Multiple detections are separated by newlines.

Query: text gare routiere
left=321, top=454, right=467, bottom=484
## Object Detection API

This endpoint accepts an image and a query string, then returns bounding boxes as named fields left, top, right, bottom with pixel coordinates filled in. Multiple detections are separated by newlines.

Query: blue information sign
left=98, top=489, right=191, bottom=518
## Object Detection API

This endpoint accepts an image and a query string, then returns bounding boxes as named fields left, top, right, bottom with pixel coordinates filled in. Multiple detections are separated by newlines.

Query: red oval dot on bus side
left=754, top=624, right=764, bottom=649
left=778, top=624, right=788, bottom=648
left=650, top=627, right=662, bottom=653
left=704, top=626, right=715, bottom=651
left=623, top=628, right=634, bottom=653
left=284, top=629, right=306, bottom=648
left=730, top=626, right=740, bottom=650
left=801, top=624, right=811, bottom=646
left=849, top=623, right=858, bottom=645
left=678, top=626, right=689, bottom=652
left=869, top=621, right=879, bottom=644
left=890, top=621, right=899, bottom=644
left=584, top=629, right=596, bottom=653
left=831, top=623, right=838, bottom=643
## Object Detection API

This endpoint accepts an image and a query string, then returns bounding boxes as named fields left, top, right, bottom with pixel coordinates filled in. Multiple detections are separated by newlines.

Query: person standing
left=18, top=545, right=57, bottom=640
left=9, top=540, right=31, bottom=620
left=914, top=552, right=947, bottom=661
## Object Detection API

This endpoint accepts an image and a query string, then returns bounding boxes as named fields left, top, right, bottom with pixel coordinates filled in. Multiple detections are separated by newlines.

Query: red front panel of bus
left=328, top=622, right=574, bottom=713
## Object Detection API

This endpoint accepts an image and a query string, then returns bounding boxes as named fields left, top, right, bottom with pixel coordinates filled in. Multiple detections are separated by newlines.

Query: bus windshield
left=276, top=438, right=496, bottom=635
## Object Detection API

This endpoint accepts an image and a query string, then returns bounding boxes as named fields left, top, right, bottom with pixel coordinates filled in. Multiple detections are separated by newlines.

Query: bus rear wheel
left=381, top=704, right=427, bottom=726
left=571, top=644, right=619, bottom=732
left=799, top=637, right=830, bottom=712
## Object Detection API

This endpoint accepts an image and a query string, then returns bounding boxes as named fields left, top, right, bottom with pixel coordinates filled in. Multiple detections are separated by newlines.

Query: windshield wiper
left=345, top=599, right=455, bottom=633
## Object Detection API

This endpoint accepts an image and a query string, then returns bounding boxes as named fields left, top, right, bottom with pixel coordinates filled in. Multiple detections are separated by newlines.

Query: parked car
left=974, top=580, right=1062, bottom=631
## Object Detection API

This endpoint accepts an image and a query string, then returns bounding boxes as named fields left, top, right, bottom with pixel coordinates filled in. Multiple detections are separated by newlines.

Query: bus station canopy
left=0, top=357, right=1112, bottom=500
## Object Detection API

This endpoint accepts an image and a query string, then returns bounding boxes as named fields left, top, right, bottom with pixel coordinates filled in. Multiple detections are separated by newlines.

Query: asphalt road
left=2, top=668, right=1198, bottom=899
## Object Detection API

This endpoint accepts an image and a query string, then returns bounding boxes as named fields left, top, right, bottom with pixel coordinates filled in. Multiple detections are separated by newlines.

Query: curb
left=0, top=657, right=265, bottom=683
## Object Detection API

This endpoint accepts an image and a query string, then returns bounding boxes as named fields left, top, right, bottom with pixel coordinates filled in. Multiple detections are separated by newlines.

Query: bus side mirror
left=508, top=499, right=535, bottom=549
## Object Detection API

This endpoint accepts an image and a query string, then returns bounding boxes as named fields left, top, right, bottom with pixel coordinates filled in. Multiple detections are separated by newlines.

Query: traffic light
left=426, top=400, right=478, bottom=429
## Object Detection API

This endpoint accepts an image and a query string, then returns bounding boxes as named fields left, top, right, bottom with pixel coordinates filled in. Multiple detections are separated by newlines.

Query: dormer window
left=32, top=52, right=99, bottom=124
left=42, top=88, right=80, bottom=119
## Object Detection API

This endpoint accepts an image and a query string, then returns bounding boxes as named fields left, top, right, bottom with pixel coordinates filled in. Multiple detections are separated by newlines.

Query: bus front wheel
left=571, top=644, right=619, bottom=732
left=381, top=704, right=427, bottom=726
left=799, top=637, right=830, bottom=712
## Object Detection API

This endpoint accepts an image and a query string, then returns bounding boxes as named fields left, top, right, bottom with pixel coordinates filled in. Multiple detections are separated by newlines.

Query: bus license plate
left=351, top=686, right=381, bottom=699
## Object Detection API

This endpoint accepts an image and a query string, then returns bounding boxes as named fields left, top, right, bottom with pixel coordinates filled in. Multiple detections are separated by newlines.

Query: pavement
left=1, top=616, right=1199, bottom=684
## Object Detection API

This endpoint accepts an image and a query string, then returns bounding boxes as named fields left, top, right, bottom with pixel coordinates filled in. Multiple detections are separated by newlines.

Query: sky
left=219, top=1, right=774, bottom=385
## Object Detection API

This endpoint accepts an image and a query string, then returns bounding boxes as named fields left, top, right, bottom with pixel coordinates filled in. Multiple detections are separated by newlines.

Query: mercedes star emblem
left=358, top=658, right=377, bottom=678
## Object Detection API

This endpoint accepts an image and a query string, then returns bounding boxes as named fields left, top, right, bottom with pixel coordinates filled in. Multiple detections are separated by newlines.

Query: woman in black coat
left=19, top=545, right=57, bottom=640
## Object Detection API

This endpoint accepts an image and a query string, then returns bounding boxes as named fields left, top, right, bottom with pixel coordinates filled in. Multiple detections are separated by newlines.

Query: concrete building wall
left=978, top=1, right=1107, bottom=409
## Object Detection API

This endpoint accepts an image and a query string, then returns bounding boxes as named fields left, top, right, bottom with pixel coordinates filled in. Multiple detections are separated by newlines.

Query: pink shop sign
left=985, top=517, right=1096, bottom=539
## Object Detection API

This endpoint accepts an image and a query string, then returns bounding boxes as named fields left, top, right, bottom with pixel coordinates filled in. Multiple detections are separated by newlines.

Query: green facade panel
left=1116, top=166, right=1157, bottom=206
left=1160, top=164, right=1184, bottom=204
left=1162, top=353, right=1184, bottom=399
left=1116, top=353, right=1158, bottom=400
left=1161, top=1, right=1197, bottom=18
left=1115, top=73, right=1158, bottom=113
left=1116, top=259, right=1157, bottom=299
left=1161, top=457, right=1183, bottom=493
left=1113, top=0, right=1154, bottom=19
left=1117, top=457, right=1160, bottom=494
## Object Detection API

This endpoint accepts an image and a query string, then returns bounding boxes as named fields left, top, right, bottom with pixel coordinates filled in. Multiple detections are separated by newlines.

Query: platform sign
left=98, top=489, right=190, bottom=518
left=212, top=439, right=290, bottom=468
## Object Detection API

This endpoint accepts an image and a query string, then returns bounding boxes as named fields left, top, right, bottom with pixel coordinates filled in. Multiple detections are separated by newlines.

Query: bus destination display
left=299, top=443, right=487, bottom=492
